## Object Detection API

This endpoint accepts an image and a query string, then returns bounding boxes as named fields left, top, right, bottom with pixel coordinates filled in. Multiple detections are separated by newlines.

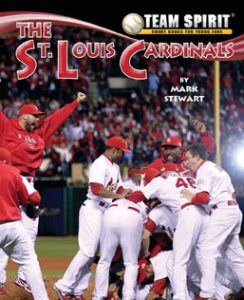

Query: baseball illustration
left=122, top=13, right=144, bottom=35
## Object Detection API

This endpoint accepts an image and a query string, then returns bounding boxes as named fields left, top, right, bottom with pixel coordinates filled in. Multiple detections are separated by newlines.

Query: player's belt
left=212, top=200, right=238, bottom=209
left=108, top=204, right=140, bottom=214
left=128, top=206, right=140, bottom=214
left=109, top=204, right=119, bottom=208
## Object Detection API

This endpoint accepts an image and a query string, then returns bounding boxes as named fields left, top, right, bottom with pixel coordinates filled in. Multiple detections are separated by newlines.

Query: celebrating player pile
left=52, top=117, right=244, bottom=300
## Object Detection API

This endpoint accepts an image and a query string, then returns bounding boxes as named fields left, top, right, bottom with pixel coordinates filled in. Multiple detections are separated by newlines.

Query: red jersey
left=145, top=132, right=216, bottom=174
left=0, top=162, right=31, bottom=221
left=0, top=100, right=79, bottom=176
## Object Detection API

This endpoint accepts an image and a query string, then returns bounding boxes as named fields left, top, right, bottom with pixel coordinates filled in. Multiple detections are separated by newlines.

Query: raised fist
left=76, top=92, right=87, bottom=103
left=190, top=117, right=206, bottom=133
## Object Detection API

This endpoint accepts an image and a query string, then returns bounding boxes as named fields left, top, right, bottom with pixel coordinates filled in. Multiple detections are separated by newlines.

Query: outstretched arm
left=41, top=92, right=87, bottom=141
left=0, top=110, right=10, bottom=136
left=190, top=117, right=216, bottom=155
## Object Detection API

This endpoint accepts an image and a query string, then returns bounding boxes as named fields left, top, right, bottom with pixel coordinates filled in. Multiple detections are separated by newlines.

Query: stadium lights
left=236, top=147, right=244, bottom=169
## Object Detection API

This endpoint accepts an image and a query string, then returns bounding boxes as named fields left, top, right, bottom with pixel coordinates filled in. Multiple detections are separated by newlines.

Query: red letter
left=43, top=22, right=52, bottom=38
left=144, top=42, right=159, bottom=58
left=120, top=40, right=147, bottom=80
left=16, top=40, right=37, bottom=80
left=29, top=22, right=42, bottom=38
left=37, top=42, right=50, bottom=58
left=72, top=42, right=87, bottom=58
left=16, top=22, right=29, bottom=38
left=57, top=41, right=78, bottom=79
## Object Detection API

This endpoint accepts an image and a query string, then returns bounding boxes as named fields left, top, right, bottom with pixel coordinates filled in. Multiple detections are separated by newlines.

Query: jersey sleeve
left=196, top=164, right=212, bottom=193
left=0, top=110, right=10, bottom=136
left=200, top=132, right=216, bottom=155
left=150, top=278, right=167, bottom=296
left=141, top=178, right=161, bottom=200
left=89, top=159, right=107, bottom=185
left=40, top=100, right=79, bottom=141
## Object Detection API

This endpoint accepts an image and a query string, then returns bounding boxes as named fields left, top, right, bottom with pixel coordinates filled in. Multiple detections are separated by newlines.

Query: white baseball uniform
left=167, top=250, right=237, bottom=300
left=136, top=251, right=172, bottom=300
left=0, top=220, right=49, bottom=300
left=172, top=204, right=209, bottom=300
left=0, top=175, right=38, bottom=285
left=0, top=161, right=48, bottom=300
left=195, top=161, right=244, bottom=299
left=141, top=172, right=211, bottom=300
left=93, top=199, right=144, bottom=300
left=123, top=175, right=149, bottom=222
left=141, top=172, right=197, bottom=219
left=55, top=154, right=123, bottom=297
left=146, top=204, right=177, bottom=240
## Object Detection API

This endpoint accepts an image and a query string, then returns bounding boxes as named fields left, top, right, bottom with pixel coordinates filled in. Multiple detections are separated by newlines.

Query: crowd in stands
left=0, top=27, right=244, bottom=181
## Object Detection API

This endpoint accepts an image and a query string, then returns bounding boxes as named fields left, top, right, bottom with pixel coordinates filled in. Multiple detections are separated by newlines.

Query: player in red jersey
left=0, top=92, right=86, bottom=291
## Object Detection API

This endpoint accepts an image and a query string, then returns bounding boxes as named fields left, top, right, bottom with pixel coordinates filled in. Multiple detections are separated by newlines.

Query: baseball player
left=93, top=198, right=144, bottom=300
left=138, top=164, right=209, bottom=300
left=92, top=168, right=161, bottom=300
left=0, top=148, right=49, bottom=299
left=145, top=119, right=215, bottom=173
left=171, top=193, right=209, bottom=300
left=166, top=249, right=236, bottom=300
left=0, top=92, right=87, bottom=291
left=182, top=143, right=244, bottom=300
left=138, top=163, right=196, bottom=216
left=137, top=251, right=172, bottom=300
left=141, top=204, right=176, bottom=259
left=54, top=136, right=131, bottom=300
left=141, top=196, right=209, bottom=299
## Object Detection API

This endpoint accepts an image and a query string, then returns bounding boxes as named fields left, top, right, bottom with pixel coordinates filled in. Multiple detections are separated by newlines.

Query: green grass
left=7, top=236, right=79, bottom=277
left=7, top=270, right=64, bottom=277
left=35, top=236, right=79, bottom=257
left=6, top=236, right=244, bottom=277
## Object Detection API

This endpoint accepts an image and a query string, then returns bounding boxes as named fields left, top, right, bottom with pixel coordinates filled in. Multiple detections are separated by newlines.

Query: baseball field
left=1, top=236, right=93, bottom=299
left=1, top=236, right=244, bottom=299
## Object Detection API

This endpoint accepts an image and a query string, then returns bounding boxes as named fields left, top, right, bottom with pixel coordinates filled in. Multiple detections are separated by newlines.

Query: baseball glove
left=25, top=205, right=40, bottom=219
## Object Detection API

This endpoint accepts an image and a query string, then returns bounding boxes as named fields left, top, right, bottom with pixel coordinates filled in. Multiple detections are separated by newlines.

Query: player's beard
left=164, top=153, right=179, bottom=163
left=163, top=147, right=182, bottom=163
left=113, top=154, right=124, bottom=164
left=25, top=120, right=38, bottom=132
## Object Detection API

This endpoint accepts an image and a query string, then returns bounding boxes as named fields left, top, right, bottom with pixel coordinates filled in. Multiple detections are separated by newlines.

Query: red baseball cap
left=0, top=148, right=11, bottom=163
left=106, top=136, right=131, bottom=153
left=128, top=168, right=142, bottom=177
left=144, top=168, right=161, bottom=185
left=161, top=162, right=180, bottom=173
left=19, top=104, right=44, bottom=116
left=162, top=136, right=182, bottom=148
left=137, top=259, right=148, bottom=284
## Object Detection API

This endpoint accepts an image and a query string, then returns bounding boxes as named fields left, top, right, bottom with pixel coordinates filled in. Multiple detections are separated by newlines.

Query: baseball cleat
left=14, top=276, right=31, bottom=293
left=0, top=283, right=7, bottom=294
left=53, top=283, right=73, bottom=300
